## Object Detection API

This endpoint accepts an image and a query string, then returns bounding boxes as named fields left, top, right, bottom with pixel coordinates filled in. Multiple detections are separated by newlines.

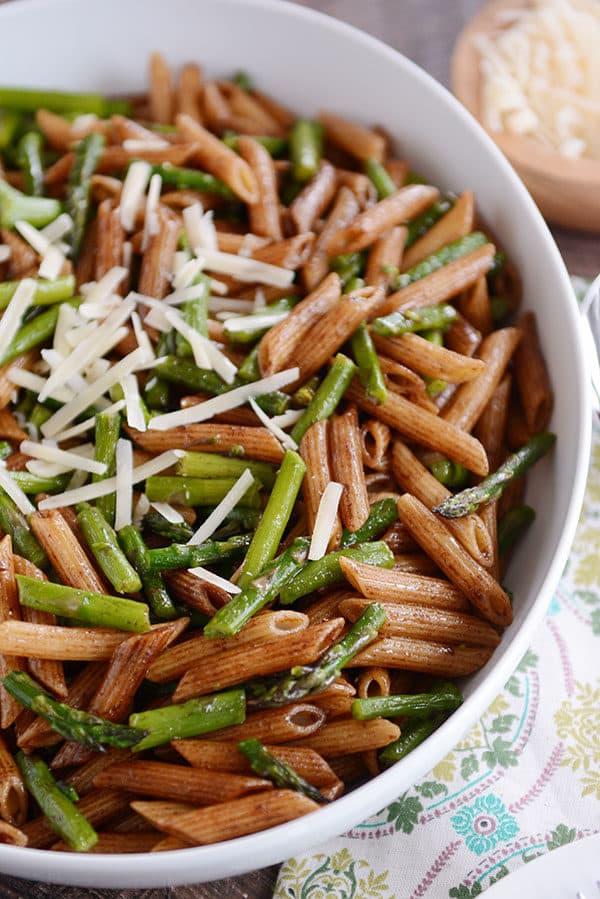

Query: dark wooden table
left=0, top=0, right=598, bottom=896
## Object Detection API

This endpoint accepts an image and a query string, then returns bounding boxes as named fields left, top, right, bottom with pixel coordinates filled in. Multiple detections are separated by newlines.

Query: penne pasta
left=149, top=52, right=174, bottom=124
left=52, top=832, right=161, bottom=854
left=319, top=111, right=386, bottom=162
left=360, top=419, right=391, bottom=471
left=375, top=332, right=486, bottom=383
left=176, top=64, right=203, bottom=122
left=513, top=312, right=553, bottom=434
left=177, top=113, right=259, bottom=203
left=475, top=374, right=512, bottom=470
left=289, top=161, right=337, bottom=234
left=302, top=186, right=360, bottom=289
left=459, top=276, right=493, bottom=337
left=238, top=136, right=283, bottom=240
left=0, top=734, right=27, bottom=826
left=0, top=621, right=131, bottom=660
left=0, top=536, right=25, bottom=729
left=402, top=191, right=475, bottom=270
left=291, top=718, right=400, bottom=757
left=22, top=789, right=133, bottom=849
left=30, top=508, right=110, bottom=594
left=208, top=704, right=326, bottom=744
left=352, top=636, right=494, bottom=676
left=364, top=226, right=407, bottom=289
left=330, top=406, right=370, bottom=531
left=126, top=422, right=285, bottom=463
left=138, top=205, right=180, bottom=300
left=0, top=819, right=27, bottom=846
left=299, top=420, right=342, bottom=551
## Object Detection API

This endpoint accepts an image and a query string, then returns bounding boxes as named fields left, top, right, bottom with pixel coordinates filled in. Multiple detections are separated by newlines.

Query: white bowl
left=0, top=0, right=591, bottom=887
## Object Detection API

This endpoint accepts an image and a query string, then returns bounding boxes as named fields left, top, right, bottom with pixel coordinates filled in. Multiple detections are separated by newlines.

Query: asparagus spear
left=117, top=525, right=178, bottom=620
left=352, top=681, right=463, bottom=720
left=0, top=305, right=60, bottom=367
left=249, top=603, right=386, bottom=708
left=330, top=251, right=365, bottom=287
left=0, top=493, right=48, bottom=570
left=350, top=323, right=387, bottom=405
left=0, top=110, right=21, bottom=149
left=238, top=738, right=329, bottom=803
left=142, top=510, right=194, bottom=543
left=16, top=574, right=150, bottom=631
left=405, top=195, right=455, bottom=248
left=498, top=505, right=536, bottom=557
left=145, top=475, right=262, bottom=508
left=364, top=158, right=397, bottom=199
left=237, top=450, right=306, bottom=589
left=379, top=713, right=447, bottom=768
left=9, top=471, right=69, bottom=494
left=93, top=409, right=121, bottom=527
left=174, top=274, right=210, bottom=358
left=372, top=302, right=458, bottom=337
left=176, top=451, right=276, bottom=489
left=204, top=538, right=310, bottom=638
left=143, top=375, right=170, bottom=411
left=339, top=498, right=398, bottom=548
left=149, top=163, right=234, bottom=198
left=0, top=179, right=62, bottom=229
left=147, top=533, right=251, bottom=572
left=0, top=442, right=12, bottom=462
left=292, top=374, right=320, bottom=407
left=77, top=502, right=142, bottom=594
left=223, top=297, right=297, bottom=345
left=196, top=505, right=260, bottom=536
left=290, top=354, right=357, bottom=444
left=17, top=131, right=44, bottom=196
left=390, top=231, right=488, bottom=291
left=16, top=751, right=98, bottom=852
left=223, top=132, right=288, bottom=157
left=237, top=343, right=261, bottom=383
left=426, top=455, right=470, bottom=489
left=0, top=87, right=130, bottom=116
left=5, top=672, right=148, bottom=751
left=279, top=541, right=394, bottom=605
left=289, top=119, right=323, bottom=182
left=433, top=432, right=556, bottom=518
left=130, top=688, right=246, bottom=751
left=0, top=274, right=76, bottom=310
left=232, top=70, right=254, bottom=92
left=66, top=131, right=106, bottom=259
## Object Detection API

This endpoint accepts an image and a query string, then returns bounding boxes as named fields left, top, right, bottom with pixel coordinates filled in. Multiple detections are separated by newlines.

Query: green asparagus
left=379, top=713, right=447, bottom=768
left=141, top=510, right=194, bottom=543
left=290, top=354, right=357, bottom=444
left=117, top=525, right=178, bottom=620
left=0, top=305, right=60, bottom=367
left=279, top=541, right=394, bottom=605
left=433, top=432, right=556, bottom=518
left=372, top=302, right=458, bottom=337
left=0, top=87, right=130, bottom=116
left=17, top=131, right=44, bottom=196
left=498, top=505, right=536, bottom=557
left=66, top=132, right=106, bottom=259
left=390, top=232, right=488, bottom=292
left=350, top=323, right=387, bottom=405
left=405, top=196, right=455, bottom=248
left=145, top=476, right=261, bottom=508
left=238, top=738, right=329, bottom=803
left=93, top=410, right=121, bottom=527
left=174, top=274, right=210, bottom=358
left=330, top=251, right=365, bottom=286
left=176, top=451, right=276, bottom=489
left=0, top=275, right=76, bottom=310
left=340, top=498, right=399, bottom=548
left=147, top=533, right=251, bottom=572
left=130, top=688, right=246, bottom=751
left=9, top=471, right=69, bottom=495
left=77, top=502, right=142, bottom=594
left=364, top=158, right=397, bottom=199
left=352, top=681, right=463, bottom=720
left=0, top=179, right=62, bottom=229
left=289, top=119, right=323, bottom=182
left=222, top=132, right=288, bottom=157
left=149, top=163, right=234, bottom=198
left=0, top=492, right=48, bottom=570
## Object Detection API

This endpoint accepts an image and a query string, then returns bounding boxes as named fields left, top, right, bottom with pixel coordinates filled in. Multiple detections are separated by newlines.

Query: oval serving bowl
left=0, top=0, right=591, bottom=887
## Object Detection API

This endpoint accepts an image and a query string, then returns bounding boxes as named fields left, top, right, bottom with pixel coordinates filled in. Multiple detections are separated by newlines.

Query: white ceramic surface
left=0, top=0, right=591, bottom=887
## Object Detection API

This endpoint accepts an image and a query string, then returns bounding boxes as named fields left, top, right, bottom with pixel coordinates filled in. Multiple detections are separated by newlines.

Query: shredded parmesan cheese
left=133, top=493, right=151, bottom=528
left=41, top=213, right=73, bottom=244
left=248, top=398, right=298, bottom=451
left=148, top=367, right=299, bottom=431
left=308, top=482, right=344, bottom=560
left=21, top=440, right=105, bottom=475
left=121, top=373, right=147, bottom=432
left=0, top=466, right=35, bottom=515
left=120, top=161, right=152, bottom=231
left=150, top=501, right=185, bottom=524
left=188, top=469, right=255, bottom=546
left=114, top=438, right=133, bottom=530
left=223, top=310, right=289, bottom=337
left=0, top=246, right=11, bottom=264
left=188, top=566, right=242, bottom=594
left=39, top=245, right=65, bottom=281
left=0, top=279, right=35, bottom=361
left=52, top=400, right=125, bottom=443
left=142, top=173, right=162, bottom=251
left=194, top=249, right=295, bottom=288
left=14, top=221, right=49, bottom=255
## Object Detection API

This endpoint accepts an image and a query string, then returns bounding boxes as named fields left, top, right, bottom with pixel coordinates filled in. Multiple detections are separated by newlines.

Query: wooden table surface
left=0, top=0, right=598, bottom=897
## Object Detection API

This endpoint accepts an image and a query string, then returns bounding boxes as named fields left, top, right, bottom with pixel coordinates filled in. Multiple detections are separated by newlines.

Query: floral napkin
left=274, top=293, right=600, bottom=899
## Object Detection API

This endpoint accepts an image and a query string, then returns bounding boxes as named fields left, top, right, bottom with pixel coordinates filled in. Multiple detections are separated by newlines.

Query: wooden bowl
left=452, top=0, right=600, bottom=232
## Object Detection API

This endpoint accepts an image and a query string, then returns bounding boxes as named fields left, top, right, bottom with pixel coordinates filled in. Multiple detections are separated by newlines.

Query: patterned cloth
left=274, top=329, right=600, bottom=898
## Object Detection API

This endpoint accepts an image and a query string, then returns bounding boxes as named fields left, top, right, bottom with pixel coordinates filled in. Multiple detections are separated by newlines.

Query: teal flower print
left=451, top=794, right=519, bottom=855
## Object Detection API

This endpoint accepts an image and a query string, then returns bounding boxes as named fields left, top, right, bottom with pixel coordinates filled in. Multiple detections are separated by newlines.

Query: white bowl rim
left=0, top=0, right=592, bottom=887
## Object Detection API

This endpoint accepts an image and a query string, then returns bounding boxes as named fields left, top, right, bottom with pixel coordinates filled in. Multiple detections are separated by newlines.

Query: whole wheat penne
left=346, top=381, right=489, bottom=477
left=151, top=835, right=192, bottom=851
left=327, top=185, right=439, bottom=256
left=147, top=610, right=309, bottom=683
left=95, top=199, right=126, bottom=282
left=173, top=618, right=344, bottom=701
left=1, top=229, right=36, bottom=279
left=163, top=570, right=220, bottom=617
left=360, top=420, right=390, bottom=471
left=299, top=420, right=342, bottom=551
left=96, top=144, right=199, bottom=173
left=173, top=740, right=343, bottom=798
left=378, top=243, right=496, bottom=315
left=91, top=174, right=123, bottom=203
left=62, top=748, right=131, bottom=797
left=0, top=621, right=131, bottom=660
left=0, top=735, right=27, bottom=826
left=459, top=276, right=493, bottom=336
left=126, top=422, right=285, bottom=463
left=258, top=271, right=341, bottom=377
left=310, top=692, right=355, bottom=719
left=480, top=501, right=500, bottom=581
left=352, top=635, right=494, bottom=676
left=303, top=186, right=360, bottom=289
left=357, top=667, right=391, bottom=699
left=385, top=159, right=409, bottom=187
left=176, top=63, right=203, bottom=121
left=391, top=440, right=493, bottom=567
left=177, top=114, right=259, bottom=203
left=218, top=82, right=284, bottom=135
left=51, top=620, right=187, bottom=769
left=238, top=136, right=283, bottom=240
left=138, top=205, right=180, bottom=300
left=94, top=759, right=272, bottom=804
left=381, top=520, right=419, bottom=554
left=287, top=286, right=383, bottom=384
left=442, top=327, right=521, bottom=433
left=0, top=410, right=27, bottom=442
left=393, top=553, right=442, bottom=576
left=110, top=810, right=157, bottom=834
left=202, top=80, right=231, bottom=132
left=339, top=555, right=471, bottom=611
left=35, top=109, right=109, bottom=152
left=304, top=590, right=354, bottom=625
left=397, top=494, right=512, bottom=627
left=365, top=226, right=407, bottom=289
left=132, top=789, right=318, bottom=845
left=76, top=216, right=99, bottom=287
left=22, top=789, right=133, bottom=850
left=376, top=355, right=439, bottom=413
left=30, top=508, right=110, bottom=594
left=52, top=832, right=161, bottom=854
left=149, top=52, right=174, bottom=124
left=506, top=401, right=536, bottom=451
left=216, top=232, right=270, bottom=254
left=289, top=161, right=337, bottom=234
left=330, top=407, right=370, bottom=531
left=208, top=703, right=326, bottom=744
left=382, top=333, right=485, bottom=383
left=0, top=820, right=27, bottom=846
left=250, top=89, right=295, bottom=129
left=252, top=233, right=315, bottom=269
left=291, top=718, right=400, bottom=757
left=513, top=312, right=553, bottom=434
left=475, top=374, right=512, bottom=470
left=446, top=315, right=482, bottom=358
left=341, top=597, right=500, bottom=647
left=0, top=536, right=25, bottom=729
left=319, top=111, right=386, bottom=162
left=0, top=352, right=37, bottom=411
left=402, top=191, right=475, bottom=270
left=110, top=114, right=160, bottom=144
